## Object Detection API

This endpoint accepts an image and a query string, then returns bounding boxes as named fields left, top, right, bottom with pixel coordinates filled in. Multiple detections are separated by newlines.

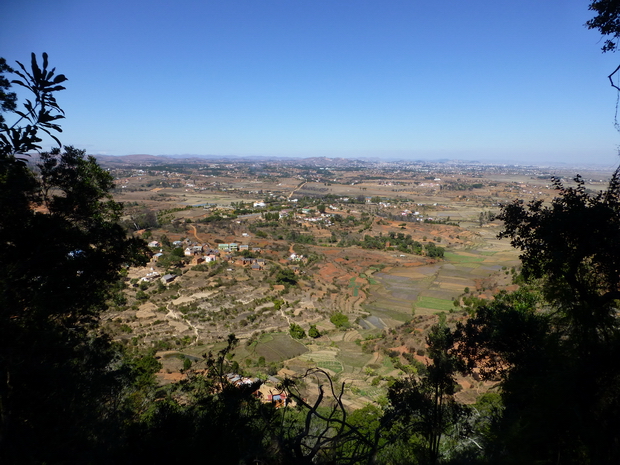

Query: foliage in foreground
left=458, top=172, right=620, bottom=464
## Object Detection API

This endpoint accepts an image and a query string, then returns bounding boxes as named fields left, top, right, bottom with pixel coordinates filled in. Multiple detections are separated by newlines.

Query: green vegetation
left=289, top=322, right=306, bottom=339
left=308, top=324, right=321, bottom=338
left=342, top=232, right=445, bottom=258
left=317, top=360, right=344, bottom=373
left=388, top=321, right=466, bottom=465
left=330, top=312, right=350, bottom=329
left=443, top=251, right=485, bottom=264
left=348, top=277, right=361, bottom=296
left=415, top=296, right=454, bottom=312
left=274, top=268, right=298, bottom=286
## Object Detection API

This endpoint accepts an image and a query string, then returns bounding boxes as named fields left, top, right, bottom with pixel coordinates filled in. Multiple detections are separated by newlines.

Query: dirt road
left=188, top=224, right=202, bottom=243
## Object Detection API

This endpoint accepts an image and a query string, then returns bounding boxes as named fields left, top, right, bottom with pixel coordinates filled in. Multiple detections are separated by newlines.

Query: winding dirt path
left=188, top=224, right=201, bottom=243
left=280, top=309, right=292, bottom=326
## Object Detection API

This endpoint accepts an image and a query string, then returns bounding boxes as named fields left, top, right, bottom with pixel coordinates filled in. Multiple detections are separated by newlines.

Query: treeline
left=442, top=181, right=484, bottom=191
left=340, top=232, right=445, bottom=258
left=376, top=211, right=459, bottom=226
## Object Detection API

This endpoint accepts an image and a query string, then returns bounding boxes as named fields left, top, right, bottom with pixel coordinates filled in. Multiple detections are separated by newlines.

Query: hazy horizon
left=95, top=151, right=620, bottom=171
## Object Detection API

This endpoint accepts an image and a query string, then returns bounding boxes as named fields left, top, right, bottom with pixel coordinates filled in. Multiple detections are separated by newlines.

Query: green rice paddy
left=415, top=296, right=455, bottom=311
left=317, top=360, right=344, bottom=373
left=444, top=251, right=486, bottom=264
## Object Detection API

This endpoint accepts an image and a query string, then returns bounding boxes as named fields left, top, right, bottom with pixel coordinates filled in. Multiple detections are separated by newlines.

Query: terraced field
left=363, top=240, right=519, bottom=319
left=253, top=332, right=309, bottom=362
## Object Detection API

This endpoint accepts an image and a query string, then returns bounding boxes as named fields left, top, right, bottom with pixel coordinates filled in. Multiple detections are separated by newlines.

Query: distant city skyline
left=2, top=0, right=620, bottom=166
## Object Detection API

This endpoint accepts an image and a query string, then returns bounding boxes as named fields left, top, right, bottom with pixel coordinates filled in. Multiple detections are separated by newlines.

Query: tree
left=455, top=174, right=620, bottom=464
left=0, top=55, right=148, bottom=463
left=388, top=323, right=468, bottom=465
left=498, top=173, right=620, bottom=343
left=160, top=233, right=171, bottom=248
left=0, top=149, right=148, bottom=461
left=120, top=334, right=275, bottom=465
left=587, top=1, right=620, bottom=53
left=289, top=322, right=306, bottom=339
left=0, top=53, right=67, bottom=157
left=330, top=312, right=350, bottom=329
left=586, top=1, right=620, bottom=108
left=0, top=58, right=17, bottom=125
left=132, top=207, right=158, bottom=229
left=454, top=289, right=558, bottom=463
left=308, top=324, right=321, bottom=338
left=275, top=268, right=298, bottom=286
left=424, top=242, right=445, bottom=259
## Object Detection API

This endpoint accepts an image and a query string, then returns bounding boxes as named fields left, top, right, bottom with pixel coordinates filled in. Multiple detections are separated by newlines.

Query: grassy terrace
left=415, top=295, right=455, bottom=312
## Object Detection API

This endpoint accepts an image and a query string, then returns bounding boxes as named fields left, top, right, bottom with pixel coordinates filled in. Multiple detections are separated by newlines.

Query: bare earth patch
left=136, top=302, right=157, bottom=319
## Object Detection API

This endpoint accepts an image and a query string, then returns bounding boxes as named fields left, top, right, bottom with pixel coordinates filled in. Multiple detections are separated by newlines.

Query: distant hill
left=96, top=154, right=179, bottom=166
left=94, top=154, right=218, bottom=167
left=91, top=153, right=615, bottom=172
left=93, top=153, right=371, bottom=168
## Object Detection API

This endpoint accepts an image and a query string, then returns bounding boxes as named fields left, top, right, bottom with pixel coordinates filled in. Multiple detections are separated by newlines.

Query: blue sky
left=2, top=0, right=620, bottom=165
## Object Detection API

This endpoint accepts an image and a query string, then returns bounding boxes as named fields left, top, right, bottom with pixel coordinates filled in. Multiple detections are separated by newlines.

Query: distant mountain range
left=91, top=153, right=617, bottom=172
left=94, top=154, right=207, bottom=166
left=93, top=153, right=379, bottom=168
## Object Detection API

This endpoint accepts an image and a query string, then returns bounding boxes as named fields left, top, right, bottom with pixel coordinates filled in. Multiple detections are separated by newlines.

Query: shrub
left=308, top=324, right=321, bottom=338
left=289, top=323, right=306, bottom=339
left=330, top=312, right=350, bottom=329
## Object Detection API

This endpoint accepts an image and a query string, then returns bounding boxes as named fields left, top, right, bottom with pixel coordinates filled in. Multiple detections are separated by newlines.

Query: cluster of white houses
left=181, top=243, right=266, bottom=269
left=145, top=239, right=268, bottom=285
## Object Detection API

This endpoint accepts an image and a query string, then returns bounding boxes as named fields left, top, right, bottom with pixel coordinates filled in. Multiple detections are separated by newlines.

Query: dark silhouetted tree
left=0, top=54, right=148, bottom=464
left=388, top=322, right=468, bottom=465
left=455, top=173, right=620, bottom=464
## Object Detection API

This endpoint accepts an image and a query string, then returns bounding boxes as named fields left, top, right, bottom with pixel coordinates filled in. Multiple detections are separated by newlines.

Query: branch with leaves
left=0, top=52, right=67, bottom=158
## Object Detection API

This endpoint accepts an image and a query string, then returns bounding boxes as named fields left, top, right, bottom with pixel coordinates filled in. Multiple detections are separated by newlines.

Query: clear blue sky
left=2, top=0, right=620, bottom=165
